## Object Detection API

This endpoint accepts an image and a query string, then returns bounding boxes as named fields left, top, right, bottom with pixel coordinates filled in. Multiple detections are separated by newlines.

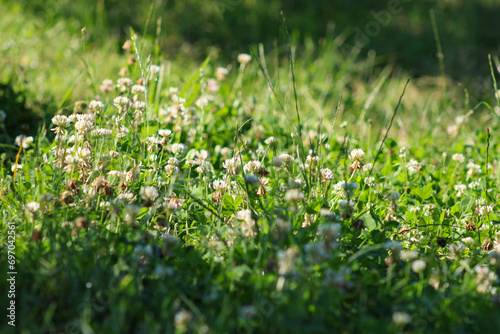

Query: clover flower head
left=52, top=115, right=71, bottom=128
left=411, top=259, right=426, bottom=273
left=140, top=186, right=159, bottom=202
left=349, top=148, right=365, bottom=161
left=237, top=53, right=252, bottom=65
left=285, top=189, right=304, bottom=203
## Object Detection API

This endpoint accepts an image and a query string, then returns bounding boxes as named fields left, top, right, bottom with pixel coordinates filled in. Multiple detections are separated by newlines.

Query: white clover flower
left=462, top=237, right=475, bottom=246
left=468, top=181, right=480, bottom=189
left=159, top=129, right=173, bottom=137
left=77, top=114, right=95, bottom=123
left=399, top=147, right=408, bottom=159
left=68, top=114, right=78, bottom=123
left=148, top=65, right=161, bottom=80
left=15, top=135, right=34, bottom=149
left=220, top=147, right=232, bottom=158
left=113, top=96, right=130, bottom=108
left=447, top=124, right=458, bottom=136
left=489, top=245, right=500, bottom=267
left=223, top=158, right=240, bottom=175
left=334, top=180, right=346, bottom=192
left=99, top=79, right=114, bottom=93
left=452, top=153, right=465, bottom=163
left=89, top=100, right=104, bottom=112
left=75, top=147, right=91, bottom=159
left=132, top=85, right=146, bottom=95
left=454, top=184, right=467, bottom=197
left=475, top=197, right=486, bottom=205
left=171, top=143, right=187, bottom=155
left=411, top=259, right=427, bottom=273
left=279, top=153, right=294, bottom=165
left=236, top=209, right=252, bottom=222
left=107, top=170, right=124, bottom=178
left=364, top=176, right=375, bottom=187
left=195, top=96, right=209, bottom=109
left=362, top=163, right=373, bottom=172
left=320, top=168, right=335, bottom=182
left=140, top=186, right=159, bottom=202
left=449, top=243, right=465, bottom=256
left=285, top=189, right=304, bottom=202
left=195, top=162, right=210, bottom=175
left=165, top=165, right=179, bottom=178
left=52, top=115, right=71, bottom=128
left=305, top=154, right=319, bottom=167
left=466, top=160, right=482, bottom=177
left=264, top=136, right=275, bottom=145
left=117, top=126, right=130, bottom=138
left=273, top=155, right=285, bottom=168
left=184, top=160, right=196, bottom=168
left=100, top=201, right=111, bottom=208
left=207, top=78, right=219, bottom=93
left=133, top=101, right=146, bottom=110
left=215, top=67, right=229, bottom=81
left=174, top=310, right=192, bottom=330
left=243, top=160, right=262, bottom=174
left=407, top=159, right=420, bottom=174
left=146, top=136, right=162, bottom=145
left=474, top=265, right=498, bottom=294
left=166, top=157, right=179, bottom=166
left=25, top=201, right=41, bottom=213
left=400, top=250, right=418, bottom=261
left=212, top=180, right=229, bottom=192
left=409, top=206, right=420, bottom=213
left=118, top=192, right=137, bottom=203
left=91, top=128, right=113, bottom=137
left=478, top=205, right=494, bottom=216
left=392, top=312, right=412, bottom=326
left=237, top=53, right=252, bottom=65
left=11, top=164, right=23, bottom=172
left=117, top=77, right=133, bottom=89
left=348, top=148, right=365, bottom=170
left=349, top=148, right=365, bottom=161
left=319, top=208, right=336, bottom=220
left=423, top=204, right=436, bottom=216
left=75, top=120, right=94, bottom=134
left=277, top=246, right=299, bottom=275
left=236, top=209, right=256, bottom=237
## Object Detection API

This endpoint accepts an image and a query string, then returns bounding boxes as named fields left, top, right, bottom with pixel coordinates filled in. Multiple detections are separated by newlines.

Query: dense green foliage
left=13, top=0, right=500, bottom=78
left=1, top=1, right=500, bottom=333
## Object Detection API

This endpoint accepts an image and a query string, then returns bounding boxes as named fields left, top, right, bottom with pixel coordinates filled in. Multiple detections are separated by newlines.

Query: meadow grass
left=1, top=2, right=500, bottom=334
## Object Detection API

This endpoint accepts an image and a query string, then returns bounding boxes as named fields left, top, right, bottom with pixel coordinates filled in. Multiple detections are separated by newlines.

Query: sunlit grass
left=1, top=3, right=500, bottom=334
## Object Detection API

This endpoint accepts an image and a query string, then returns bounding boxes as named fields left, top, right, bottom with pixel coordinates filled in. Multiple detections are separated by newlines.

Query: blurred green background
left=1, top=0, right=500, bottom=153
left=13, top=0, right=500, bottom=79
